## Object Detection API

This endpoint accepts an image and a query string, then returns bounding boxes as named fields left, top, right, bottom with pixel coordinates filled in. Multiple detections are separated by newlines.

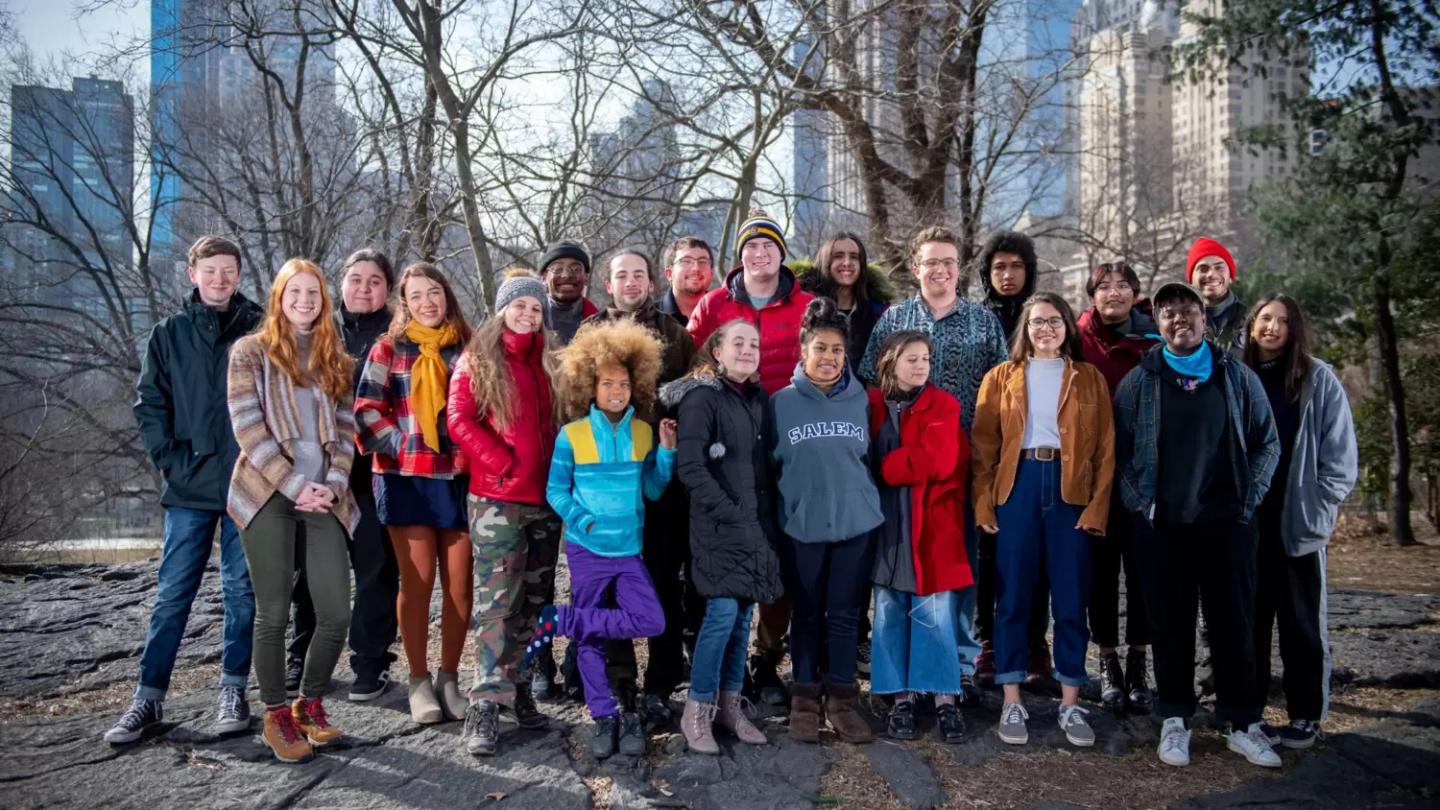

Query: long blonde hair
left=461, top=316, right=560, bottom=431
left=258, top=259, right=354, bottom=401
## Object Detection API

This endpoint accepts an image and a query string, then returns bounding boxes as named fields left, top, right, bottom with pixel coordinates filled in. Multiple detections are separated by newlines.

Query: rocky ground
left=3, top=529, right=1439, bottom=809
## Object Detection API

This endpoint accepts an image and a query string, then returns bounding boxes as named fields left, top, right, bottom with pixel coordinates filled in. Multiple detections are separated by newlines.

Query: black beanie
left=539, top=240, right=591, bottom=277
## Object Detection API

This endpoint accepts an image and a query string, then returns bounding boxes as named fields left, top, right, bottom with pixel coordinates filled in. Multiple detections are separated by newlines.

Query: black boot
left=1126, top=647, right=1154, bottom=712
left=513, top=682, right=548, bottom=729
left=747, top=654, right=789, bottom=707
left=531, top=652, right=558, bottom=701
left=1100, top=652, right=1125, bottom=710
left=591, top=714, right=619, bottom=759
left=561, top=645, right=585, bottom=702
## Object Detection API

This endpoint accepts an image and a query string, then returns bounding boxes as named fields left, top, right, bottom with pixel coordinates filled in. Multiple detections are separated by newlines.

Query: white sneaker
left=1158, top=716, right=1191, bottom=766
left=1227, top=722, right=1283, bottom=768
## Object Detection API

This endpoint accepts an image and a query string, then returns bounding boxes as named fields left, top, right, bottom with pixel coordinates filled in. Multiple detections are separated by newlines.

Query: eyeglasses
left=674, top=258, right=711, bottom=270
left=919, top=258, right=960, bottom=271
left=1027, top=317, right=1065, bottom=331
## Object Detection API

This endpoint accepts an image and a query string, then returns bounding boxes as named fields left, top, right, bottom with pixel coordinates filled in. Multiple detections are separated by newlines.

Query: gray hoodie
left=769, top=364, right=885, bottom=543
left=1281, top=360, right=1358, bottom=557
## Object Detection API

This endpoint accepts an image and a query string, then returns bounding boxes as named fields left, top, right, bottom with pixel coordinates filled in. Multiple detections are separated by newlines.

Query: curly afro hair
left=555, top=319, right=664, bottom=422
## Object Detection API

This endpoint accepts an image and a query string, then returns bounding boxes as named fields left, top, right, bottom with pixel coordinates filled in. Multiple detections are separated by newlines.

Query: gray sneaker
left=1058, top=704, right=1095, bottom=747
left=997, top=701, right=1029, bottom=745
left=215, top=685, right=251, bottom=735
left=104, top=698, right=162, bottom=744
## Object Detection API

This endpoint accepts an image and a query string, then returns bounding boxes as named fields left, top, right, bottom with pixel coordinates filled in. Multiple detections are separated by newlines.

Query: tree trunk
left=1371, top=267, right=1416, bottom=545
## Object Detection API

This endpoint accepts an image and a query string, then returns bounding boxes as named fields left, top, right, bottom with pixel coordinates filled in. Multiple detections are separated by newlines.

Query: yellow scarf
left=405, top=320, right=460, bottom=452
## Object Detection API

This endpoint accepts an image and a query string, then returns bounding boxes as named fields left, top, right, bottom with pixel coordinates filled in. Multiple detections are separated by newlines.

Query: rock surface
left=2, top=562, right=1439, bottom=809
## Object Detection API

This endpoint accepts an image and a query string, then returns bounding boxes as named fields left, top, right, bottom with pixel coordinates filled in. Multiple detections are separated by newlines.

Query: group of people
left=104, top=213, right=1357, bottom=773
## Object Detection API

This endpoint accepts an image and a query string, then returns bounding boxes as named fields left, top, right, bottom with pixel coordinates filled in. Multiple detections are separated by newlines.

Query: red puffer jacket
left=446, top=329, right=557, bottom=506
left=687, top=266, right=814, bottom=395
left=868, top=384, right=973, bottom=595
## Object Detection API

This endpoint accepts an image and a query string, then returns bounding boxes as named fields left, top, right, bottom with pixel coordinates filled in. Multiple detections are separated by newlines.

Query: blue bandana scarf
left=1162, top=341, right=1213, bottom=384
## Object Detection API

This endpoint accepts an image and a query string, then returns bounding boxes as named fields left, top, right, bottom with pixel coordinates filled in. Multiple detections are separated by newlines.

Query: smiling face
left=827, top=238, right=863, bottom=289
left=281, top=271, right=323, bottom=330
left=665, top=246, right=713, bottom=295
left=740, top=237, right=781, bottom=285
left=989, top=251, right=1027, bottom=298
left=605, top=254, right=653, bottom=312
left=1157, top=297, right=1206, bottom=353
left=713, top=322, right=760, bottom=382
left=342, top=261, right=390, bottom=314
left=502, top=296, right=543, bottom=334
left=912, top=241, right=960, bottom=304
left=802, top=327, right=846, bottom=387
left=893, top=340, right=931, bottom=392
left=594, top=362, right=632, bottom=419
left=1091, top=270, right=1136, bottom=324
left=404, top=275, right=447, bottom=329
left=1026, top=301, right=1067, bottom=358
left=1250, top=300, right=1290, bottom=359
left=544, top=258, right=588, bottom=304
left=188, top=254, right=240, bottom=307
left=1192, top=255, right=1231, bottom=304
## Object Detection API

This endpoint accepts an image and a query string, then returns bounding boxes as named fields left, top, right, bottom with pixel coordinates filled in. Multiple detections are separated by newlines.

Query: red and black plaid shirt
left=354, top=334, right=468, bottom=479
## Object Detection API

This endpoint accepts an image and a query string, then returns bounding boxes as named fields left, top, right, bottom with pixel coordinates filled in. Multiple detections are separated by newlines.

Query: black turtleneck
left=1255, top=358, right=1300, bottom=506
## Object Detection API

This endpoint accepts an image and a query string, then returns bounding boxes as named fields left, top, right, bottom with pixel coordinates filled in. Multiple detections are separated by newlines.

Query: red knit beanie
left=1186, top=237, right=1236, bottom=283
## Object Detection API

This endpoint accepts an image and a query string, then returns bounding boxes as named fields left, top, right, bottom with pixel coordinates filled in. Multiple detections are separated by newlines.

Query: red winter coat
left=687, top=266, right=814, bottom=395
left=1077, top=303, right=1162, bottom=395
left=446, top=329, right=557, bottom=506
left=867, top=385, right=973, bottom=595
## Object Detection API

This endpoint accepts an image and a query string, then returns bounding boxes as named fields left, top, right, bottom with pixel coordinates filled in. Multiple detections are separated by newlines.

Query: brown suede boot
left=789, top=682, right=822, bottom=743
left=824, top=680, right=873, bottom=743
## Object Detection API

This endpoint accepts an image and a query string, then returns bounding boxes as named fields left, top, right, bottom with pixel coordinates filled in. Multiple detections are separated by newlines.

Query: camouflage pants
left=468, top=496, right=562, bottom=703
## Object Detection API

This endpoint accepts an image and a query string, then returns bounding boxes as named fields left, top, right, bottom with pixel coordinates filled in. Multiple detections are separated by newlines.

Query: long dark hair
left=1009, top=292, right=1084, bottom=363
left=812, top=232, right=876, bottom=309
left=1244, top=294, right=1313, bottom=402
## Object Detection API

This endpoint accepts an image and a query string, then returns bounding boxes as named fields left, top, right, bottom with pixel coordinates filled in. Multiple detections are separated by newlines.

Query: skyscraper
left=790, top=35, right=828, bottom=256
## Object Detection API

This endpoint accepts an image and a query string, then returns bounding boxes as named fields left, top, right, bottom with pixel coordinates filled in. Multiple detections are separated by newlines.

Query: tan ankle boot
left=681, top=698, right=719, bottom=755
left=717, top=691, right=767, bottom=744
left=263, top=704, right=313, bottom=763
left=789, top=682, right=822, bottom=743
left=433, top=671, right=468, bottom=721
left=408, top=674, right=443, bottom=725
left=824, top=680, right=873, bottom=743
left=291, top=696, right=342, bottom=746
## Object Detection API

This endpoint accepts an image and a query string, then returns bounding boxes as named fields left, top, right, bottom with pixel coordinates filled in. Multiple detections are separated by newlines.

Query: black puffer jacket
left=134, top=290, right=264, bottom=511
left=662, top=374, right=783, bottom=604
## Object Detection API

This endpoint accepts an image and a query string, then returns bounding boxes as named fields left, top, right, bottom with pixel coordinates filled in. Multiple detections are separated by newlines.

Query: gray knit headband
left=495, top=275, right=547, bottom=312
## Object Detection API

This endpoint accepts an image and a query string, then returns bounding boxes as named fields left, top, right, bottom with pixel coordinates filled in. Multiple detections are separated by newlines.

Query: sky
left=11, top=0, right=147, bottom=64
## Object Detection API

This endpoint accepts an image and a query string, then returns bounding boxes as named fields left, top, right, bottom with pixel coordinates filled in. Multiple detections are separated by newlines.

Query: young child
left=525, top=319, right=678, bottom=759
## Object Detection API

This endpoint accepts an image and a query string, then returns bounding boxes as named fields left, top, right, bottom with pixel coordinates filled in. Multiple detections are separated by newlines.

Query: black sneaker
left=285, top=658, right=304, bottom=699
left=464, top=700, right=500, bottom=756
left=531, top=653, right=559, bottom=701
left=349, top=670, right=392, bottom=702
left=512, top=682, right=548, bottom=730
left=1126, top=648, right=1154, bottom=711
left=886, top=700, right=917, bottom=740
left=639, top=693, right=673, bottom=730
left=956, top=675, right=981, bottom=708
left=104, top=698, right=163, bottom=744
left=1275, top=719, right=1319, bottom=749
left=856, top=641, right=872, bottom=678
left=591, top=714, right=619, bottom=759
left=747, top=656, right=789, bottom=707
left=215, top=685, right=251, bottom=735
left=617, top=711, right=646, bottom=756
left=1100, top=652, right=1126, bottom=710
left=936, top=703, right=966, bottom=744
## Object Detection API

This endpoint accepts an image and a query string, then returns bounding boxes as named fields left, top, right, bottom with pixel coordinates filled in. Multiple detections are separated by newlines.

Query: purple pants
left=559, top=542, right=666, bottom=718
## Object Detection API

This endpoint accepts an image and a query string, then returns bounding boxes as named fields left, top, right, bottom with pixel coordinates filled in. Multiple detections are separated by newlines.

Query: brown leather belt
left=1020, top=447, right=1060, bottom=461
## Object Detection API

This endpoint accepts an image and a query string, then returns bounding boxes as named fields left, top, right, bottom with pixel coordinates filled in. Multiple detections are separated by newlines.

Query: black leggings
left=783, top=533, right=876, bottom=686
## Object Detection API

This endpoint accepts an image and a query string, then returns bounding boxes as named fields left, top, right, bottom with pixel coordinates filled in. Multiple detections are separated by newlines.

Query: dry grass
left=1327, top=515, right=1440, bottom=595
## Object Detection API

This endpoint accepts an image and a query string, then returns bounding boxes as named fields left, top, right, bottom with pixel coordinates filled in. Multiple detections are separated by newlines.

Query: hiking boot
left=856, top=640, right=872, bottom=678
left=292, top=696, right=342, bottom=747
left=285, top=658, right=303, bottom=699
left=997, top=701, right=1029, bottom=745
left=617, top=711, right=646, bottom=755
left=957, top=674, right=981, bottom=708
left=523, top=605, right=559, bottom=671
left=886, top=699, right=917, bottom=741
left=747, top=655, right=789, bottom=707
left=974, top=641, right=997, bottom=688
left=824, top=680, right=872, bottom=743
left=639, top=693, right=673, bottom=730
left=215, top=685, right=251, bottom=735
left=788, top=681, right=823, bottom=744
left=463, top=700, right=500, bottom=757
left=531, top=653, right=559, bottom=701
left=407, top=674, right=443, bottom=725
left=1158, top=716, right=1191, bottom=766
left=1126, top=647, right=1153, bottom=711
left=1058, top=703, right=1095, bottom=747
left=434, top=671, right=468, bottom=721
left=717, top=690, right=766, bottom=744
left=348, top=670, right=391, bottom=703
left=591, top=714, right=619, bottom=759
left=560, top=645, right=585, bottom=703
left=262, top=704, right=313, bottom=763
left=1263, top=719, right=1319, bottom=750
left=512, top=682, right=548, bottom=730
left=936, top=704, right=966, bottom=744
left=1227, top=722, right=1283, bottom=768
left=1025, top=646, right=1057, bottom=691
left=681, top=698, right=719, bottom=755
left=1100, top=651, right=1126, bottom=710
left=104, top=698, right=162, bottom=744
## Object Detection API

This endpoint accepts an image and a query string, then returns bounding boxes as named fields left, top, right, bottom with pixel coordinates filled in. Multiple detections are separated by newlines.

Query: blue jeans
left=688, top=597, right=753, bottom=703
left=783, top=533, right=875, bottom=686
left=871, top=587, right=963, bottom=695
left=994, top=459, right=1092, bottom=688
left=136, top=507, right=254, bottom=699
left=952, top=500, right=981, bottom=677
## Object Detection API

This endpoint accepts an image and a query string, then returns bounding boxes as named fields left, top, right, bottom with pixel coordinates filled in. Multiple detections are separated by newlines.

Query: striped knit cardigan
left=226, top=335, right=360, bottom=535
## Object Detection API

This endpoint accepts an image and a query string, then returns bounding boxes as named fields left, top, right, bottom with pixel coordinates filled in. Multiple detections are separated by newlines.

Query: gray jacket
left=769, top=365, right=885, bottom=543
left=1281, top=360, right=1358, bottom=557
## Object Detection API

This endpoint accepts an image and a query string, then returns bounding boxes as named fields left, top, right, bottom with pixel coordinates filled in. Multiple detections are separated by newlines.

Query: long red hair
left=258, top=258, right=355, bottom=401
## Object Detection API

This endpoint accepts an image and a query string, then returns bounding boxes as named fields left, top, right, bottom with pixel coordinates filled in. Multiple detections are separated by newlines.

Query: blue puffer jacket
left=547, top=404, right=675, bottom=557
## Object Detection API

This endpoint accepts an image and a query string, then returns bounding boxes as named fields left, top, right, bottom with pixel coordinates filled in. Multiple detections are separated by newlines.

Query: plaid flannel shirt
left=354, top=334, right=467, bottom=479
